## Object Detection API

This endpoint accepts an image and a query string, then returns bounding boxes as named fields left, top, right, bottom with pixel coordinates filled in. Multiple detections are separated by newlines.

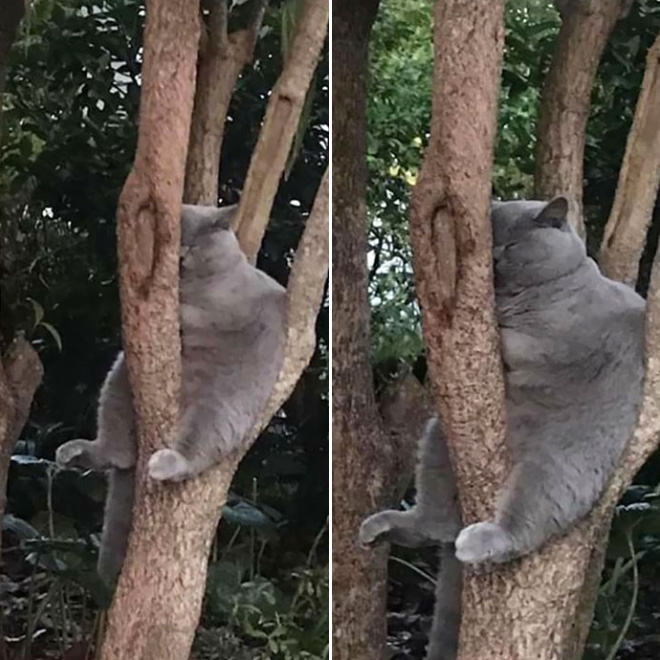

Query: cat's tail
left=426, top=545, right=462, bottom=660
left=98, top=468, right=135, bottom=589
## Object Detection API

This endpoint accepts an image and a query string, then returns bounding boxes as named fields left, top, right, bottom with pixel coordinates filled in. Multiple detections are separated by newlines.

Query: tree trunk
left=100, top=2, right=327, bottom=656
left=98, top=0, right=203, bottom=656
left=234, top=0, right=328, bottom=261
left=329, top=1, right=437, bottom=658
left=184, top=0, right=267, bottom=205
left=534, top=0, right=632, bottom=237
left=0, top=338, right=43, bottom=560
left=331, top=3, right=385, bottom=658
left=599, top=33, right=660, bottom=286
left=409, top=2, right=511, bottom=658
left=410, top=0, right=507, bottom=522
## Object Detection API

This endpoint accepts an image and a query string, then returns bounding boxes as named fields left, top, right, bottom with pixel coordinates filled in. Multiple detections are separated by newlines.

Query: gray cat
left=56, top=204, right=286, bottom=586
left=359, top=197, right=645, bottom=660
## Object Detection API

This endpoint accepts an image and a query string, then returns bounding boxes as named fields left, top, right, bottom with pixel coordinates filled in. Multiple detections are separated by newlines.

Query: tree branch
left=331, top=3, right=395, bottom=657
left=184, top=0, right=268, bottom=205
left=409, top=2, right=512, bottom=658
left=234, top=0, right=328, bottom=261
left=98, top=0, right=200, bottom=656
left=409, top=0, right=507, bottom=525
left=535, top=0, right=630, bottom=237
left=261, top=166, right=328, bottom=415
left=599, top=33, right=660, bottom=285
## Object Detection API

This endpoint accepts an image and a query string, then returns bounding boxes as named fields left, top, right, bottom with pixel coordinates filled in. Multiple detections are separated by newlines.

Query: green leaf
left=26, top=297, right=44, bottom=329
left=40, top=321, right=63, bottom=351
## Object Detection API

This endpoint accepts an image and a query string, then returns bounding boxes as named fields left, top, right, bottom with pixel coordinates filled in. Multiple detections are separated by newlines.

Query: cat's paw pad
left=358, top=512, right=393, bottom=548
left=148, top=449, right=191, bottom=482
left=455, top=522, right=513, bottom=565
left=56, top=440, right=93, bottom=469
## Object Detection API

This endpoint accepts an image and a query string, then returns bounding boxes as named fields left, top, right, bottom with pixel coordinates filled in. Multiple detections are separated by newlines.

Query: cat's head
left=179, top=204, right=243, bottom=279
left=490, top=197, right=585, bottom=290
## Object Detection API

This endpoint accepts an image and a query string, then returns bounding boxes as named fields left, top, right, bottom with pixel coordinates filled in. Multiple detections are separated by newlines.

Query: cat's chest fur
left=496, top=259, right=645, bottom=457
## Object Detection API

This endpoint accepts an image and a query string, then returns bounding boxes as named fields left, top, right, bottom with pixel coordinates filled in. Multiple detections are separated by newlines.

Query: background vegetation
left=0, top=1, right=328, bottom=658
left=365, top=1, right=660, bottom=658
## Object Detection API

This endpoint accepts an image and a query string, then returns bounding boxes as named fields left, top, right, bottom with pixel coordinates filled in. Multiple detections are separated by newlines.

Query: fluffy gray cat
left=359, top=197, right=645, bottom=660
left=56, top=204, right=286, bottom=586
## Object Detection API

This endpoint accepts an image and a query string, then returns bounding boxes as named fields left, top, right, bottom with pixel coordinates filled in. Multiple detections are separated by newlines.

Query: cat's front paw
left=455, top=521, right=513, bottom=565
left=56, top=439, right=95, bottom=469
left=148, top=449, right=192, bottom=482
left=358, top=512, right=394, bottom=548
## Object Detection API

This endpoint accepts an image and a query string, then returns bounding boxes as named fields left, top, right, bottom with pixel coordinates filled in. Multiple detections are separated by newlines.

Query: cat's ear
left=533, top=197, right=568, bottom=229
left=181, top=204, right=236, bottom=229
left=180, top=204, right=237, bottom=245
left=208, top=204, right=238, bottom=231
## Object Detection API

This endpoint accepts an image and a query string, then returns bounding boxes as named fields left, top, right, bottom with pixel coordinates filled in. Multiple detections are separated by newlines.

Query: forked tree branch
left=234, top=0, right=329, bottom=260
left=184, top=0, right=268, bottom=205
left=599, top=34, right=660, bottom=285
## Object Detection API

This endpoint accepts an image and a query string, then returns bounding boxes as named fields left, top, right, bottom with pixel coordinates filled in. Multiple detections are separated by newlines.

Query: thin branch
left=599, top=34, right=660, bottom=286
left=234, top=0, right=328, bottom=260
left=184, top=0, right=269, bottom=205
left=534, top=0, right=629, bottom=236
left=265, top=166, right=328, bottom=410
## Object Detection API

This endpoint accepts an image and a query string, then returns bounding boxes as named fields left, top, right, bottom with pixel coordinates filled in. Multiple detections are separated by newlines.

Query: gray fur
left=359, top=197, right=645, bottom=659
left=56, top=204, right=286, bottom=586
left=358, top=418, right=460, bottom=548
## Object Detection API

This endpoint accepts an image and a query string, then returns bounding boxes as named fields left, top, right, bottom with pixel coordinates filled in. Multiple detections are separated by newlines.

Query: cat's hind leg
left=56, top=353, right=135, bottom=472
left=359, top=418, right=461, bottom=548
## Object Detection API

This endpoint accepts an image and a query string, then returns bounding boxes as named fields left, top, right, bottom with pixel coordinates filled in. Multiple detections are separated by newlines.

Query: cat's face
left=490, top=197, right=586, bottom=291
left=179, top=204, right=241, bottom=280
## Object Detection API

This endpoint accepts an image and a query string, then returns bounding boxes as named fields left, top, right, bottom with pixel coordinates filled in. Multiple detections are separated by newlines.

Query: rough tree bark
left=99, top=1, right=328, bottom=658
left=234, top=0, right=328, bottom=260
left=409, top=3, right=660, bottom=659
left=98, top=0, right=202, bottom=657
left=534, top=0, right=634, bottom=237
left=409, top=2, right=510, bottom=659
left=332, top=1, right=438, bottom=658
left=331, top=3, right=386, bottom=657
left=184, top=0, right=267, bottom=205
left=599, top=33, right=660, bottom=286
left=0, top=338, right=42, bottom=558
